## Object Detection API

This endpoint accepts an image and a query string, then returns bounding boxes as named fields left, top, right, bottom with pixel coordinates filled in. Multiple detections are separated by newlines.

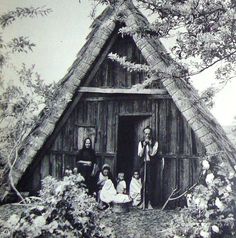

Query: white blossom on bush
left=205, top=173, right=214, bottom=185
left=211, top=225, right=220, bottom=233
left=202, top=160, right=210, bottom=170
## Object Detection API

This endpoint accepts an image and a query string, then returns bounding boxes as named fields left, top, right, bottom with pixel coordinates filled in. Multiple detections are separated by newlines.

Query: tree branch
left=190, top=50, right=236, bottom=76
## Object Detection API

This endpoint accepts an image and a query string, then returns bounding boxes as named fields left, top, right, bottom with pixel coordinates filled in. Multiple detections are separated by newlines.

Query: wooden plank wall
left=90, top=35, right=163, bottom=89
left=33, top=97, right=205, bottom=207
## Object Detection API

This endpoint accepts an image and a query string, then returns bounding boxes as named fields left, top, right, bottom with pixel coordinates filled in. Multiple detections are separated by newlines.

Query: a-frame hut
left=5, top=0, right=236, bottom=207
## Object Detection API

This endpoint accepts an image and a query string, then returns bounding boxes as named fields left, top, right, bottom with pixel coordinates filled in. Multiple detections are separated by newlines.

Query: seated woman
left=94, top=164, right=115, bottom=209
left=129, top=170, right=142, bottom=207
left=95, top=164, right=114, bottom=190
left=116, top=172, right=127, bottom=194
left=76, top=137, right=96, bottom=194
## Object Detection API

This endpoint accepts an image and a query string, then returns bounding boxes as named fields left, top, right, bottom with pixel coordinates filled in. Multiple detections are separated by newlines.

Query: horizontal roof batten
left=78, top=87, right=168, bottom=95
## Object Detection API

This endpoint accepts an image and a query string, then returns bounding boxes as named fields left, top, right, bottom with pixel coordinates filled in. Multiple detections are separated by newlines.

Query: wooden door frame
left=115, top=113, right=152, bottom=178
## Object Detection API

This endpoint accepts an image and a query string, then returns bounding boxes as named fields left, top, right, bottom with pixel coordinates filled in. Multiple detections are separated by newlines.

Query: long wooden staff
left=143, top=146, right=147, bottom=210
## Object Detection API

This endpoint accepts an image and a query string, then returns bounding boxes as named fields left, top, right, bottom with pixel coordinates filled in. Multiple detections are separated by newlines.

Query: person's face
left=103, top=168, right=109, bottom=176
left=85, top=139, right=91, bottom=149
left=118, top=173, right=124, bottom=180
left=134, top=172, right=139, bottom=179
left=144, top=128, right=151, bottom=140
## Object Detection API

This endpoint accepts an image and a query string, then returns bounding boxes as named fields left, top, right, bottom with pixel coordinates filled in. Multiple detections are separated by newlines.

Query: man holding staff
left=138, top=126, right=158, bottom=209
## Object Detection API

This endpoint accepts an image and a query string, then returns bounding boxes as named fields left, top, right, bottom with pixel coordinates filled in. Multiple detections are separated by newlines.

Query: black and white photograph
left=0, top=0, right=236, bottom=237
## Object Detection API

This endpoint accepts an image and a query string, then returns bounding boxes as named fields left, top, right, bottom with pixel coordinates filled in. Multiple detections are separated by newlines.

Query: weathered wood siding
left=18, top=35, right=205, bottom=207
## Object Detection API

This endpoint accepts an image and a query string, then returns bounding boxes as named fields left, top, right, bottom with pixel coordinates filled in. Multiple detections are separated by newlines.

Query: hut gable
left=4, top=0, right=236, bottom=204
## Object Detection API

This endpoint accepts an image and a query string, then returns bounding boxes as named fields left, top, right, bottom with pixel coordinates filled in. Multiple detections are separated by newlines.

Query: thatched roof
left=5, top=0, right=236, bottom=190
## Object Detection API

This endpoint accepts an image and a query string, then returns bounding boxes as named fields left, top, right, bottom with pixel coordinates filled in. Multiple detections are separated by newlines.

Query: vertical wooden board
left=191, top=129, right=198, bottom=155
left=162, top=158, right=177, bottom=208
left=184, top=118, right=193, bottom=156
left=170, top=158, right=178, bottom=208
left=184, top=117, right=194, bottom=188
left=131, top=71, right=136, bottom=85
left=106, top=101, right=114, bottom=152
left=152, top=158, right=163, bottom=207
left=162, top=158, right=171, bottom=206
left=177, top=111, right=184, bottom=154
left=141, top=98, right=147, bottom=113
left=155, top=100, right=159, bottom=146
left=69, top=118, right=75, bottom=152
left=40, top=154, right=50, bottom=180
left=107, top=61, right=111, bottom=87
left=104, top=101, right=108, bottom=152
left=76, top=101, right=84, bottom=125
left=113, top=100, right=119, bottom=153
left=158, top=99, right=167, bottom=154
left=55, top=154, right=61, bottom=179
left=83, top=101, right=88, bottom=124
left=154, top=98, right=160, bottom=204
left=178, top=158, right=190, bottom=194
left=63, top=154, right=76, bottom=173
left=189, top=157, right=201, bottom=186
left=95, top=101, right=102, bottom=152
left=50, top=153, right=57, bottom=177
left=146, top=99, right=152, bottom=114
left=86, top=101, right=92, bottom=125
left=127, top=100, right=134, bottom=113
left=32, top=164, right=41, bottom=192
left=177, top=158, right=184, bottom=194
left=51, top=131, right=62, bottom=151
left=133, top=99, right=140, bottom=113
left=63, top=117, right=73, bottom=152
left=170, top=101, right=179, bottom=155
left=126, top=44, right=133, bottom=87
left=150, top=100, right=157, bottom=139
left=165, top=100, right=172, bottom=154
left=100, top=101, right=108, bottom=152
left=73, top=123, right=78, bottom=151
left=103, top=61, right=108, bottom=87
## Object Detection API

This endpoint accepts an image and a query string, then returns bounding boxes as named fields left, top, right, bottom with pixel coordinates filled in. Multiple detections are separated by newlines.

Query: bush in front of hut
left=0, top=174, right=113, bottom=238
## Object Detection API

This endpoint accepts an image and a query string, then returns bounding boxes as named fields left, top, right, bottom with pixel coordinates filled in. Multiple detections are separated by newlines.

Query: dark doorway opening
left=116, top=115, right=150, bottom=184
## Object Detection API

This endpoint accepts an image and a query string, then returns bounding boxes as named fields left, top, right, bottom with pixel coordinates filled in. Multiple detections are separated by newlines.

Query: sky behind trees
left=1, top=0, right=236, bottom=125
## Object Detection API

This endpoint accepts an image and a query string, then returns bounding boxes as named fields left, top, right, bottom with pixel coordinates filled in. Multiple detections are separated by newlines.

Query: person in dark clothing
left=76, top=137, right=96, bottom=194
left=138, top=126, right=158, bottom=209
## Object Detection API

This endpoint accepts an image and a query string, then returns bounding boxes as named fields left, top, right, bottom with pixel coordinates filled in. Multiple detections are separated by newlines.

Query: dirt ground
left=100, top=207, right=182, bottom=238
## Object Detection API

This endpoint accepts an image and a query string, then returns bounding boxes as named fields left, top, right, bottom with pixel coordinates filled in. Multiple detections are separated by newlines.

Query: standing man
left=138, top=126, right=158, bottom=209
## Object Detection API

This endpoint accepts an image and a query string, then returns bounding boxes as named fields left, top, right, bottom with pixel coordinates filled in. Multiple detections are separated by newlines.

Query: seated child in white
left=116, top=172, right=127, bottom=194
left=129, top=171, right=142, bottom=206
left=100, top=179, right=131, bottom=204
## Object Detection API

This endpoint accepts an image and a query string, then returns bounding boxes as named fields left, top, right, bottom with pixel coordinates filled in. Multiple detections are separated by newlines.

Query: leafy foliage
left=0, top=175, right=112, bottom=237
left=0, top=7, right=52, bottom=29
left=108, top=52, right=150, bottom=73
left=172, top=155, right=236, bottom=237
left=7, top=36, right=36, bottom=53
left=0, top=6, right=53, bottom=200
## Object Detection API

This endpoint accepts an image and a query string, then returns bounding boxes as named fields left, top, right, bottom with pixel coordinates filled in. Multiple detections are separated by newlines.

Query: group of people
left=74, top=126, right=158, bottom=209
left=95, top=164, right=143, bottom=209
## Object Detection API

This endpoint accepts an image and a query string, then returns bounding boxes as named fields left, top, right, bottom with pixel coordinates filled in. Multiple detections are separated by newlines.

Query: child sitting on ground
left=116, top=172, right=127, bottom=194
left=129, top=170, right=142, bottom=207
left=100, top=179, right=131, bottom=206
